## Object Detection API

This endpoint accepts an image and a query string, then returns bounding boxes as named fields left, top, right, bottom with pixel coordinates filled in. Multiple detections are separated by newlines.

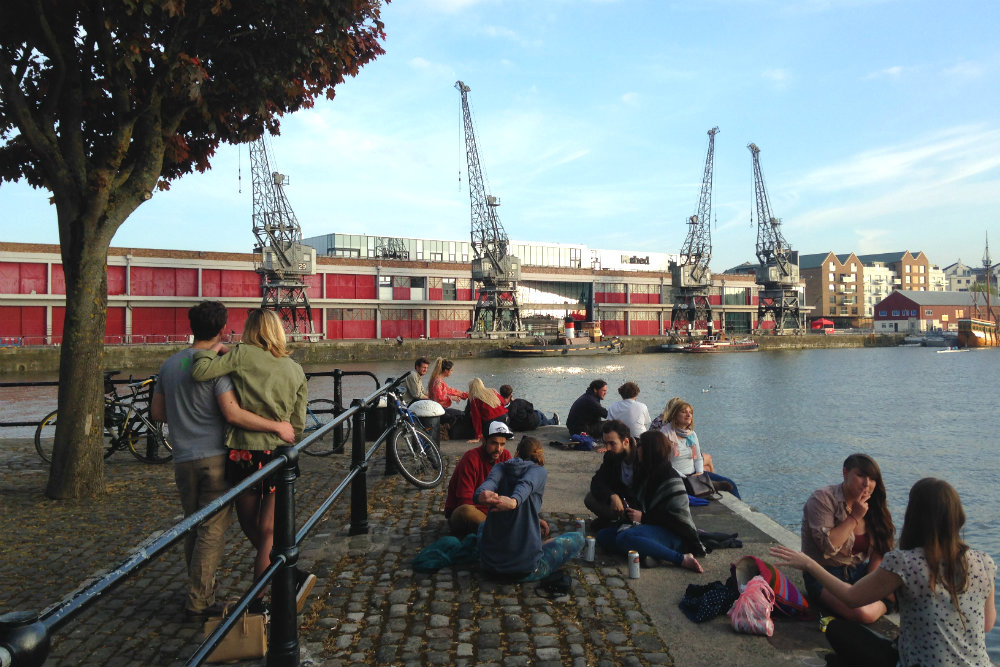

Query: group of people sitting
left=439, top=395, right=995, bottom=667
left=401, top=356, right=558, bottom=441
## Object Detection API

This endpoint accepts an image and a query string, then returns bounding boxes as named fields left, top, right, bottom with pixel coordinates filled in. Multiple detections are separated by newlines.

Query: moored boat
left=660, top=336, right=759, bottom=353
left=957, top=318, right=999, bottom=348
left=505, top=336, right=623, bottom=357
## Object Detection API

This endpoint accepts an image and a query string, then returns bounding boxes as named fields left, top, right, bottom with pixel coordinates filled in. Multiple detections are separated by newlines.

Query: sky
left=3, top=0, right=1000, bottom=272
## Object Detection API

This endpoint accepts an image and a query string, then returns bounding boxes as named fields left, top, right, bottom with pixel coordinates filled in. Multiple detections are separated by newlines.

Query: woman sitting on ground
left=657, top=399, right=740, bottom=498
left=475, top=436, right=584, bottom=581
left=428, top=357, right=468, bottom=433
left=466, top=377, right=508, bottom=443
left=596, top=430, right=706, bottom=573
left=798, top=453, right=895, bottom=623
left=773, top=477, right=995, bottom=667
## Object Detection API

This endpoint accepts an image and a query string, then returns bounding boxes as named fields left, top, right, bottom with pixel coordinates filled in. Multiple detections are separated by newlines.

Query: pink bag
left=727, top=575, right=775, bottom=637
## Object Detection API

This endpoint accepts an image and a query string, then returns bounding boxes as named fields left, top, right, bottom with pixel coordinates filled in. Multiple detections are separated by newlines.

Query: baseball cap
left=488, top=421, right=514, bottom=437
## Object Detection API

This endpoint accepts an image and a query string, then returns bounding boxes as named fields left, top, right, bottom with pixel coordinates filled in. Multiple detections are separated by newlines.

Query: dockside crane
left=249, top=136, right=320, bottom=341
left=670, top=127, right=719, bottom=336
left=748, top=143, right=802, bottom=333
left=455, top=81, right=525, bottom=338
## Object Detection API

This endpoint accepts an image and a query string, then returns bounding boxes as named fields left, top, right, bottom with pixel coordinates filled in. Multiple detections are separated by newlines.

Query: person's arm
left=770, top=544, right=901, bottom=609
left=150, top=391, right=167, bottom=422
left=216, top=390, right=294, bottom=443
left=986, top=580, right=996, bottom=632
left=191, top=345, right=240, bottom=382
left=804, top=490, right=860, bottom=559
left=473, top=464, right=504, bottom=506
left=470, top=400, right=483, bottom=439
left=290, top=374, right=308, bottom=441
left=641, top=405, right=652, bottom=432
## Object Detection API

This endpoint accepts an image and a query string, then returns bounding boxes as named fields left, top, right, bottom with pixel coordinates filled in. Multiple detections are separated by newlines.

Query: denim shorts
left=802, top=560, right=870, bottom=601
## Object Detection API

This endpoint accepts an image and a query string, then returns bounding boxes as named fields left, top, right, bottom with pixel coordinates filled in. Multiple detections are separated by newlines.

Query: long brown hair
left=665, top=400, right=694, bottom=430
left=636, top=430, right=673, bottom=483
left=843, top=453, right=894, bottom=555
left=516, top=436, right=545, bottom=466
left=900, top=478, right=970, bottom=622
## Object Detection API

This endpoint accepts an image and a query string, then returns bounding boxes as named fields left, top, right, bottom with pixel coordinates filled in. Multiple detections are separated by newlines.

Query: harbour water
left=3, top=346, right=999, bottom=656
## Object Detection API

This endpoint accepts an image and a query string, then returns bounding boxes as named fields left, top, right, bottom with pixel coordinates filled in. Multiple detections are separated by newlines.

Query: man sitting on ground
left=566, top=379, right=608, bottom=437
left=499, top=384, right=558, bottom=431
left=606, top=381, right=651, bottom=439
left=401, top=356, right=430, bottom=405
left=443, top=421, right=514, bottom=537
left=584, top=420, right=640, bottom=531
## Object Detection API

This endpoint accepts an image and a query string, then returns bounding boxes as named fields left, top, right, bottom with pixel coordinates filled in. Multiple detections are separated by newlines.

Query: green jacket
left=191, top=344, right=307, bottom=451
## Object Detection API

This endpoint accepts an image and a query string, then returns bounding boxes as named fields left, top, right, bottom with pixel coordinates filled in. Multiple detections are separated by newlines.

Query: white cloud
left=762, top=68, right=790, bottom=90
left=621, top=92, right=640, bottom=107
left=865, top=65, right=905, bottom=80
left=942, top=60, right=985, bottom=80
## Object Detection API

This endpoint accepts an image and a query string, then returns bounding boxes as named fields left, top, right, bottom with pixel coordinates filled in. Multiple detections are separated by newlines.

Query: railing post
left=0, top=611, right=49, bottom=667
left=267, top=446, right=300, bottom=667
left=333, top=368, right=345, bottom=453
left=348, top=400, right=369, bottom=536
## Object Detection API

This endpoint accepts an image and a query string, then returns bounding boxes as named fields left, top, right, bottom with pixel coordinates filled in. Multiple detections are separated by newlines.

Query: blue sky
left=3, top=0, right=999, bottom=272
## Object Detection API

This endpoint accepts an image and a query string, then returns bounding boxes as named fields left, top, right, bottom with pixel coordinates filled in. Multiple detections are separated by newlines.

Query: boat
left=505, top=336, right=623, bottom=357
left=957, top=318, right=999, bottom=348
left=660, top=336, right=759, bottom=353
left=936, top=347, right=969, bottom=353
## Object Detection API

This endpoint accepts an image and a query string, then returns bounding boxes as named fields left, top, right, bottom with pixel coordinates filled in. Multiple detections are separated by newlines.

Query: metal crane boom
left=679, top=127, right=718, bottom=283
left=669, top=128, right=719, bottom=337
left=249, top=136, right=319, bottom=340
left=455, top=80, right=524, bottom=337
left=747, top=142, right=801, bottom=333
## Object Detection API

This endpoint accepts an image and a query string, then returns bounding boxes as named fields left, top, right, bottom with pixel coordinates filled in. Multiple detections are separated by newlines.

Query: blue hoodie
left=475, top=457, right=547, bottom=575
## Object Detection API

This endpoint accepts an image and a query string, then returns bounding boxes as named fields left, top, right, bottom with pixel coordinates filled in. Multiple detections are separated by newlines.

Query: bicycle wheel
left=127, top=408, right=173, bottom=463
left=390, top=424, right=444, bottom=489
left=35, top=410, right=118, bottom=463
left=302, top=398, right=351, bottom=456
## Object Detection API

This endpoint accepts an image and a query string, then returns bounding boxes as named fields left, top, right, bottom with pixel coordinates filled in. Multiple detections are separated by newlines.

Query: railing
left=0, top=373, right=407, bottom=667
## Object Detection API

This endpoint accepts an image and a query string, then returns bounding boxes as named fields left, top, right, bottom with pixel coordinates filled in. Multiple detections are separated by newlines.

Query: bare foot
left=594, top=446, right=609, bottom=453
left=681, top=554, right=704, bottom=573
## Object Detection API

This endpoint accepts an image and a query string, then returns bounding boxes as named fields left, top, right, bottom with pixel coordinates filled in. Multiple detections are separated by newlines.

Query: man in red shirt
left=444, top=421, right=513, bottom=536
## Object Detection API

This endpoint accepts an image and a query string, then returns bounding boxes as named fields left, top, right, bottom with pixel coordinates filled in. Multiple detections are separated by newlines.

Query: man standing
left=566, top=379, right=608, bottom=437
left=498, top=385, right=558, bottom=431
left=443, top=421, right=514, bottom=537
left=401, top=356, right=430, bottom=405
left=151, top=301, right=296, bottom=618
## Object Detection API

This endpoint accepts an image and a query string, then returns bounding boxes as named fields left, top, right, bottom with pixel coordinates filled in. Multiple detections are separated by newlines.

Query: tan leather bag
left=202, top=609, right=267, bottom=663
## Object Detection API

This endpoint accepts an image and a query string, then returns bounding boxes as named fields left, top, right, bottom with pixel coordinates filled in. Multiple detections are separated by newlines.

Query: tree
left=0, top=0, right=387, bottom=499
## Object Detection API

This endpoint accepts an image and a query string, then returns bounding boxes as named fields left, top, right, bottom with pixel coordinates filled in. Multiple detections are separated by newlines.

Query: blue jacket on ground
left=476, top=457, right=547, bottom=575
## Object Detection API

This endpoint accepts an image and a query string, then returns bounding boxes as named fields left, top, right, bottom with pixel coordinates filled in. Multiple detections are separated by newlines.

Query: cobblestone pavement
left=1, top=439, right=675, bottom=667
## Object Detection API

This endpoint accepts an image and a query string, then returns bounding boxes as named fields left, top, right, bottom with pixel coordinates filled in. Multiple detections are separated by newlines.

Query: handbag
left=202, top=606, right=268, bottom=663
left=684, top=472, right=720, bottom=499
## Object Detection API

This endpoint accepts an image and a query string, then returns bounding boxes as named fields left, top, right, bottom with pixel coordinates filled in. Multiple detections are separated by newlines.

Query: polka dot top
left=882, top=547, right=996, bottom=667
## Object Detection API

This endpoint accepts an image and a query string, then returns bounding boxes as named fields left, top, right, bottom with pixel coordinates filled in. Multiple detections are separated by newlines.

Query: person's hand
left=211, top=342, right=229, bottom=354
left=466, top=438, right=480, bottom=443
left=488, top=495, right=517, bottom=511
left=609, top=494, right=625, bottom=514
left=274, top=421, right=294, bottom=443
left=461, top=392, right=469, bottom=400
left=625, top=508, right=642, bottom=524
left=769, top=544, right=815, bottom=572
left=539, top=519, right=550, bottom=538
left=850, top=494, right=870, bottom=522
left=479, top=489, right=500, bottom=506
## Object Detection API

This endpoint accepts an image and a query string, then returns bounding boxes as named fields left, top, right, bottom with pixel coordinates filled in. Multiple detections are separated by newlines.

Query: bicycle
left=35, top=371, right=172, bottom=464
left=384, top=389, right=446, bottom=489
left=301, top=398, right=352, bottom=456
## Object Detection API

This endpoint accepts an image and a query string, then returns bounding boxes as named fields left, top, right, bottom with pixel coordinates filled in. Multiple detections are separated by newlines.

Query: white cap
left=488, top=421, right=514, bottom=437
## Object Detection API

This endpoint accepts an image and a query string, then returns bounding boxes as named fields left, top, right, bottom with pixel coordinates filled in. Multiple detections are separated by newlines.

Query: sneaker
left=295, top=570, right=317, bottom=613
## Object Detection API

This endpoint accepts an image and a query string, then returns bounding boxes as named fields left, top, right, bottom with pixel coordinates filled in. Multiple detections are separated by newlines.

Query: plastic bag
left=727, top=574, right=774, bottom=637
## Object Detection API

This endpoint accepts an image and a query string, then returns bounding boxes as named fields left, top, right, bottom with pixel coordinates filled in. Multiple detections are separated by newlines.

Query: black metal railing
left=0, top=372, right=410, bottom=667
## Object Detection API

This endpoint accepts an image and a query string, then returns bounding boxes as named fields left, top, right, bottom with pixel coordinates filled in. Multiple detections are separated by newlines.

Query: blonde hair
left=516, top=436, right=545, bottom=466
left=665, top=400, right=694, bottom=429
left=242, top=309, right=288, bottom=358
left=468, top=378, right=501, bottom=408
left=659, top=396, right=684, bottom=422
left=428, top=357, right=446, bottom=390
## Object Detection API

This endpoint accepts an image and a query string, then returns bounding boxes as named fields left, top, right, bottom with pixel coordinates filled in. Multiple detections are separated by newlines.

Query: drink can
left=575, top=518, right=586, bottom=534
left=585, top=536, right=596, bottom=562
left=628, top=550, right=640, bottom=579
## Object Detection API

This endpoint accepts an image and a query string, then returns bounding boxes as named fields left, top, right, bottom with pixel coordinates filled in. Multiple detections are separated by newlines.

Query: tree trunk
left=45, top=237, right=109, bottom=499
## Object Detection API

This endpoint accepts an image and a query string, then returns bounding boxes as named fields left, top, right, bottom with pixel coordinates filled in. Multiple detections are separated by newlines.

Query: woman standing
left=475, top=437, right=583, bottom=581
left=191, top=309, right=308, bottom=611
left=773, top=478, right=996, bottom=667
left=596, top=430, right=706, bottom=572
left=799, top=453, right=895, bottom=623
left=466, top=377, right=508, bottom=443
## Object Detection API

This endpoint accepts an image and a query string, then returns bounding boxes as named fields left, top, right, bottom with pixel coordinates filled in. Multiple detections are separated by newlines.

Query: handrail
left=0, top=370, right=414, bottom=667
